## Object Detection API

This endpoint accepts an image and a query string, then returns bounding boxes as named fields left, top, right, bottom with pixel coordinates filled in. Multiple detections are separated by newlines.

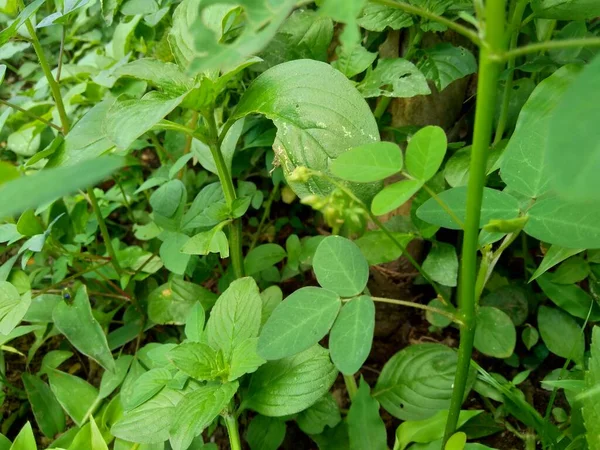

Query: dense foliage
left=1, top=0, right=600, bottom=449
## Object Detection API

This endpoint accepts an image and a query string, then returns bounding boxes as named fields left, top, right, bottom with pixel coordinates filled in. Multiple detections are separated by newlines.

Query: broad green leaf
left=244, top=244, right=287, bottom=275
left=0, top=0, right=45, bottom=46
left=374, top=343, right=475, bottom=420
left=296, top=394, right=341, bottom=435
left=260, top=286, right=283, bottom=327
left=246, top=415, right=286, bottom=450
left=16, top=210, right=43, bottom=236
left=500, top=65, right=580, bottom=198
left=0, top=282, right=30, bottom=335
left=159, top=232, right=191, bottom=276
left=583, top=326, right=600, bottom=449
left=417, top=44, right=477, bottom=91
left=394, top=410, right=482, bottom=450
left=331, top=142, right=402, bottom=183
left=185, top=303, right=205, bottom=342
left=114, top=59, right=194, bottom=97
left=480, top=285, right=529, bottom=326
left=147, top=278, right=217, bottom=325
left=181, top=221, right=230, bottom=258
left=417, top=187, right=520, bottom=230
left=329, top=296, right=375, bottom=375
left=122, top=367, right=172, bottom=411
left=206, top=277, right=262, bottom=356
left=228, top=337, right=266, bottom=381
left=181, top=182, right=226, bottom=230
left=443, top=144, right=504, bottom=188
left=52, top=285, right=115, bottom=372
left=547, top=55, right=600, bottom=201
left=107, top=15, right=142, bottom=60
left=474, top=307, right=516, bottom=358
left=9, top=422, right=35, bottom=450
left=355, top=231, right=414, bottom=265
left=169, top=382, right=238, bottom=450
left=537, top=274, right=600, bottom=320
left=37, top=0, right=92, bottom=27
left=532, top=0, right=600, bottom=19
left=522, top=325, right=539, bottom=351
left=258, top=287, right=341, bottom=360
left=313, top=236, right=369, bottom=297
left=530, top=246, right=584, bottom=282
left=48, top=370, right=99, bottom=427
left=425, top=299, right=454, bottom=328
left=405, top=126, right=447, bottom=182
left=357, top=2, right=412, bottom=31
left=347, top=380, right=387, bottom=450
left=358, top=58, right=430, bottom=98
left=549, top=21, right=587, bottom=64
left=167, top=343, right=220, bottom=381
left=90, top=417, right=109, bottom=450
left=422, top=242, right=458, bottom=287
left=372, top=180, right=423, bottom=216
left=332, top=41, right=378, bottom=78
left=39, top=350, right=73, bottom=376
left=525, top=197, right=600, bottom=249
left=112, top=388, right=184, bottom=444
left=22, top=374, right=65, bottom=438
left=98, top=355, right=133, bottom=399
left=0, top=156, right=123, bottom=219
left=538, top=306, right=584, bottom=364
left=311, top=422, right=350, bottom=450
left=551, top=256, right=589, bottom=284
left=232, top=59, right=381, bottom=202
left=244, top=345, right=338, bottom=416
left=104, top=92, right=186, bottom=150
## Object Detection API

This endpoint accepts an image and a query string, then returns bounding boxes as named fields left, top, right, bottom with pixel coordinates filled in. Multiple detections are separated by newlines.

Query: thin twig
left=56, top=25, right=66, bottom=82
left=0, top=98, right=63, bottom=132
left=499, top=37, right=600, bottom=60
left=369, top=296, right=461, bottom=324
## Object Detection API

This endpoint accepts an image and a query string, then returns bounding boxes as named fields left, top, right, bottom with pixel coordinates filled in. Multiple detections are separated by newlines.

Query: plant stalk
left=343, top=374, right=358, bottom=400
left=0, top=98, right=63, bottom=132
left=443, top=0, right=507, bottom=442
left=499, top=37, right=600, bottom=60
left=224, top=407, right=242, bottom=450
left=370, top=296, right=460, bottom=323
left=87, top=188, right=122, bottom=275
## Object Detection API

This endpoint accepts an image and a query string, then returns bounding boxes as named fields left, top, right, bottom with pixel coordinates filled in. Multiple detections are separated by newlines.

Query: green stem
left=344, top=374, right=358, bottom=400
left=203, top=112, right=245, bottom=279
left=443, top=0, right=506, bottom=443
left=370, top=296, right=460, bottom=323
left=88, top=188, right=122, bottom=275
left=475, top=231, right=520, bottom=299
left=499, top=37, right=600, bottom=60
left=24, top=19, right=69, bottom=133
left=250, top=183, right=280, bottom=250
left=525, top=434, right=537, bottom=450
left=224, top=408, right=242, bottom=450
left=373, top=97, right=392, bottom=120
left=370, top=0, right=481, bottom=45
left=0, top=98, right=63, bottom=132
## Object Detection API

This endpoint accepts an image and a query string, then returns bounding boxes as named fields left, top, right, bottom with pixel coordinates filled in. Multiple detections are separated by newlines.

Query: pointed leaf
left=331, top=142, right=403, bottom=182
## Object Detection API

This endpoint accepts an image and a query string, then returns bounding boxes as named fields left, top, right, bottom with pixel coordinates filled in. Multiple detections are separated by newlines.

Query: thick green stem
left=443, top=0, right=506, bottom=442
left=25, top=20, right=70, bottom=133
left=224, top=407, right=242, bottom=450
left=88, top=188, right=122, bottom=275
left=344, top=374, right=358, bottom=400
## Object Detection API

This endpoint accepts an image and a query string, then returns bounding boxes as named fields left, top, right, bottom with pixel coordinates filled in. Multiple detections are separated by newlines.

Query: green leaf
left=37, top=0, right=92, bottom=27
left=232, top=59, right=381, bottom=202
left=532, top=0, right=600, bottom=19
left=244, top=244, right=287, bottom=275
left=152, top=181, right=187, bottom=217
left=371, top=180, right=423, bottom=216
left=547, top=55, right=600, bottom=201
left=206, top=277, right=262, bottom=356
left=52, top=285, right=115, bottom=372
left=258, top=287, right=341, bottom=360
left=357, top=2, right=413, bottom=31
left=122, top=367, right=172, bottom=411
left=181, top=221, right=230, bottom=258
left=9, top=422, right=36, bottom=450
left=394, top=410, right=482, bottom=450
left=313, top=236, right=369, bottom=297
left=0, top=282, right=30, bottom=335
left=500, top=65, right=580, bottom=198
left=111, top=388, right=184, bottom=444
left=480, top=285, right=529, bottom=326
left=374, top=343, right=475, bottom=420
left=530, top=246, right=584, bottom=282
left=98, top=355, right=133, bottom=399
left=185, top=303, right=205, bottom=342
left=22, top=374, right=65, bottom=438
left=551, top=256, right=589, bottom=284
left=296, top=394, right=341, bottom=435
left=90, top=417, right=109, bottom=450
left=474, top=307, right=516, bottom=358
left=332, top=42, right=378, bottom=78
left=525, top=197, right=600, bottom=249
left=260, top=286, right=283, bottom=328
left=417, top=187, right=520, bottom=230
left=181, top=182, right=226, bottom=230
left=405, top=126, right=447, bottom=182
left=522, top=325, right=539, bottom=351
left=417, top=44, right=477, bottom=91
left=159, top=232, right=191, bottom=276
left=167, top=343, right=220, bottom=381
left=147, top=278, right=217, bottom=325
left=0, top=156, right=123, bottom=219
left=422, top=242, right=458, bottom=287
left=311, top=422, right=350, bottom=450
left=538, top=306, right=584, bottom=364
left=583, top=326, right=600, bottom=449
left=347, top=380, right=387, bottom=450
left=114, top=58, right=193, bottom=97
left=246, top=415, right=286, bottom=450
left=0, top=0, right=45, bottom=46
left=358, top=58, right=430, bottom=98
left=329, top=296, right=374, bottom=375
left=228, top=337, right=266, bottom=381
left=425, top=299, right=454, bottom=328
left=48, top=370, right=99, bottom=427
left=355, top=231, right=414, bottom=265
left=331, top=142, right=403, bottom=183
left=104, top=92, right=186, bottom=150
left=537, top=274, right=600, bottom=320
left=169, top=382, right=238, bottom=450
left=244, top=345, right=338, bottom=417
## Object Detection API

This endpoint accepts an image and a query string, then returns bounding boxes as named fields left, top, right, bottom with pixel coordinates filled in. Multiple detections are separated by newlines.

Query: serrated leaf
left=417, top=44, right=477, bottom=91
left=229, top=338, right=266, bottom=381
left=474, top=307, right=516, bottom=358
left=330, top=296, right=374, bottom=375
left=331, top=141, right=402, bottom=183
left=244, top=345, right=338, bottom=417
left=313, top=236, right=369, bottom=297
left=167, top=343, right=221, bottom=381
left=358, top=58, right=430, bottom=98
left=357, top=2, right=413, bottom=31
left=538, top=306, right=584, bottom=364
left=258, top=287, right=340, bottom=360
left=114, top=58, right=193, bottom=97
left=52, top=285, right=115, bottom=372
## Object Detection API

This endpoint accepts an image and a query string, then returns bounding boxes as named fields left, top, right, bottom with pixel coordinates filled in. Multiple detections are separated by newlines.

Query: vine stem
left=87, top=188, right=122, bottom=275
left=368, top=296, right=460, bottom=323
left=224, top=403, right=242, bottom=450
left=0, top=98, right=63, bottom=132
left=344, top=374, right=358, bottom=400
left=443, top=0, right=507, bottom=443
left=499, top=37, right=600, bottom=60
